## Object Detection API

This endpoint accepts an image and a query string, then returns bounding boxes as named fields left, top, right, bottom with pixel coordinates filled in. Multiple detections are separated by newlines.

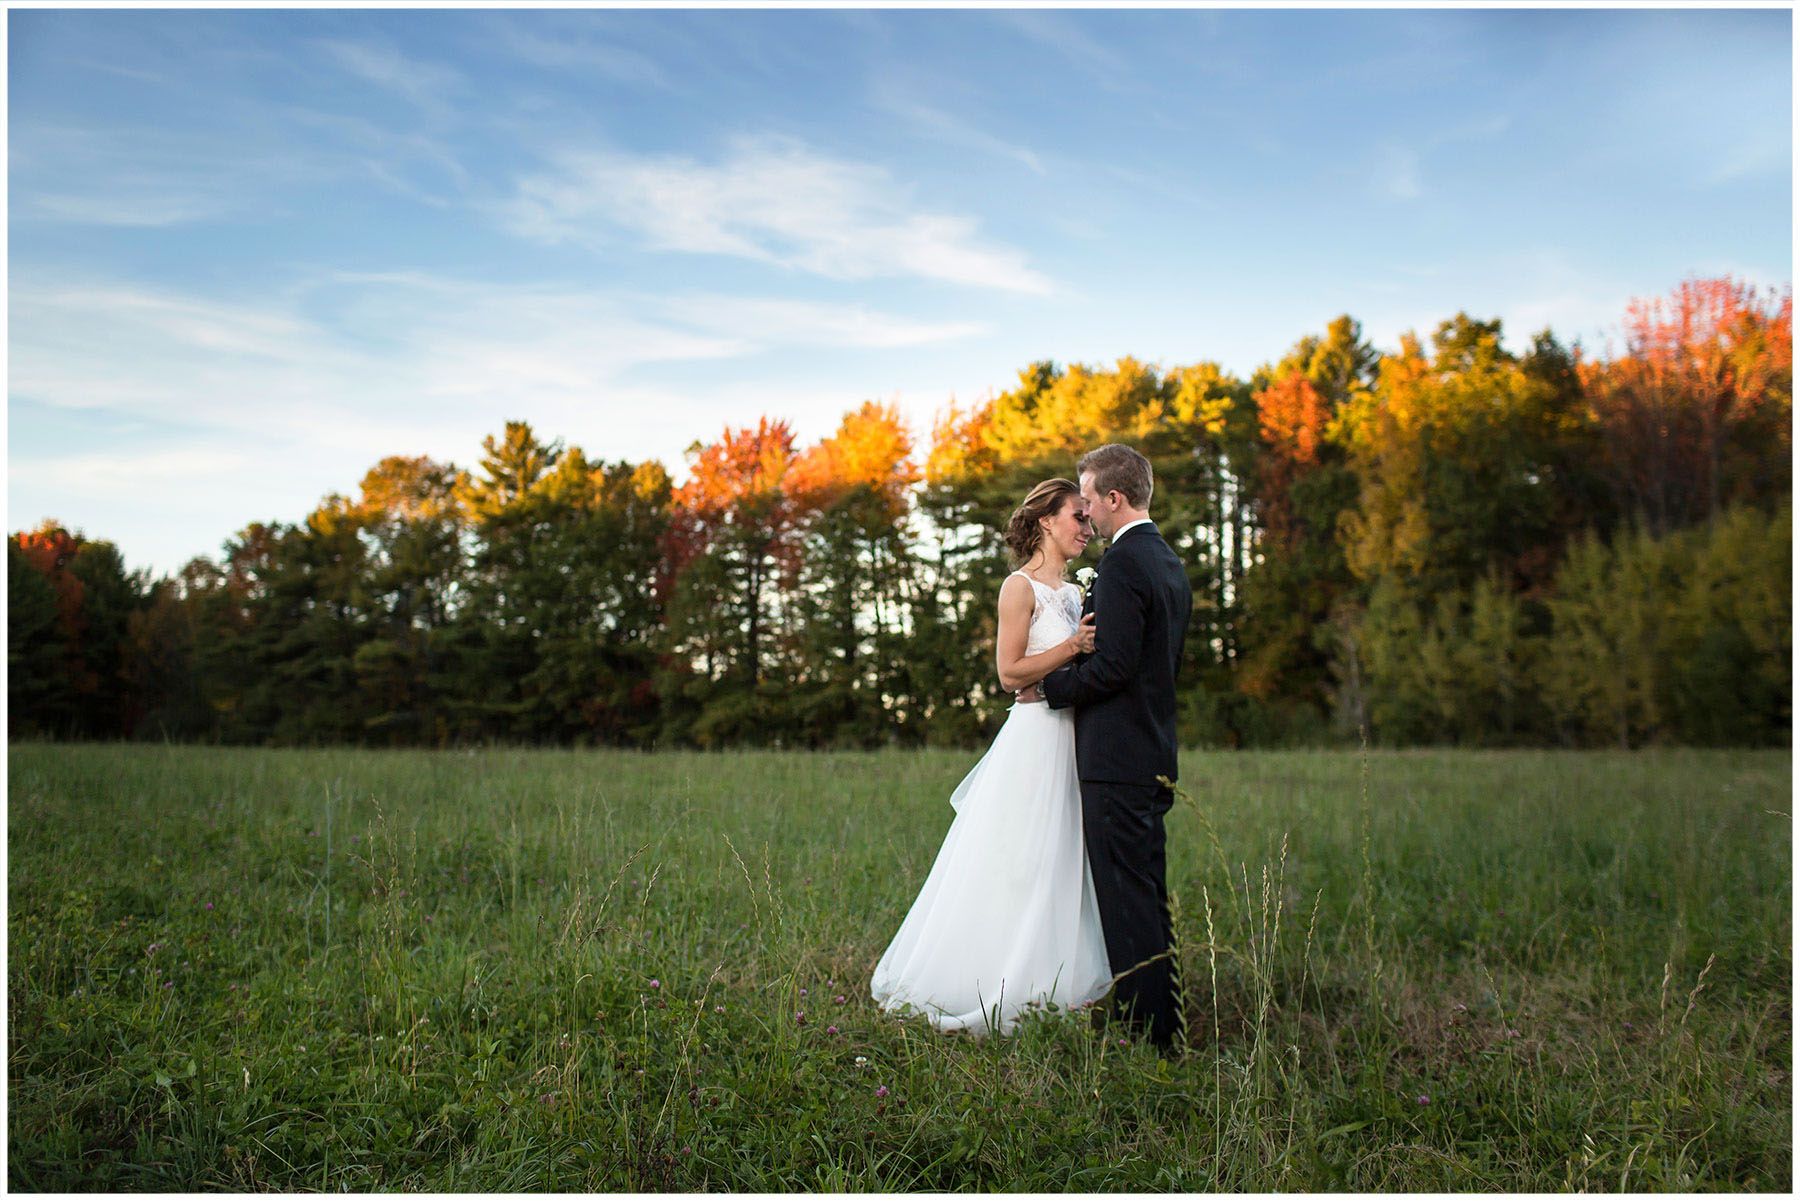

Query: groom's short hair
left=1078, top=444, right=1153, bottom=509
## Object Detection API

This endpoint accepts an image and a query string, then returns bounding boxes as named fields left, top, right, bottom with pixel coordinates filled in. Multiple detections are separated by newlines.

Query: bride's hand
left=1070, top=613, right=1096, bottom=655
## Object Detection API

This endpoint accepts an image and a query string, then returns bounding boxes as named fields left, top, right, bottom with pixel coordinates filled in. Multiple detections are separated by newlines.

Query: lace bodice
left=1013, top=571, right=1083, bottom=656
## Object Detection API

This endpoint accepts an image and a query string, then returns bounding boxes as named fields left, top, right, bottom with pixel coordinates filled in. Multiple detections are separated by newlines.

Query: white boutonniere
left=1075, top=566, right=1097, bottom=595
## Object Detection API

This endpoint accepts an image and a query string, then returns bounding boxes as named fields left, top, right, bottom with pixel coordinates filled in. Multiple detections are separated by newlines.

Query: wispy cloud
left=651, top=295, right=986, bottom=349
left=1705, top=135, right=1789, bottom=186
left=318, top=40, right=465, bottom=116
left=8, top=122, right=268, bottom=227
left=11, top=269, right=987, bottom=449
left=869, top=76, right=1047, bottom=176
left=480, top=17, right=673, bottom=91
left=9, top=264, right=986, bottom=570
left=997, top=10, right=1137, bottom=92
left=1367, top=114, right=1511, bottom=203
left=20, top=190, right=224, bottom=227
left=8, top=447, right=253, bottom=499
left=499, top=135, right=1054, bottom=293
left=1374, top=143, right=1423, bottom=201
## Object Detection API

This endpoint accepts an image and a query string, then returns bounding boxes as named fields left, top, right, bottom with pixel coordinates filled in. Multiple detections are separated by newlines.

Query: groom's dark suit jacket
left=1042, top=521, right=1191, bottom=784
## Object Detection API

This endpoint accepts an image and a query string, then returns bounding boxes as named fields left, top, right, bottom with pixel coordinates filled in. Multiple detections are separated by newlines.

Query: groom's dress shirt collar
left=1110, top=517, right=1155, bottom=543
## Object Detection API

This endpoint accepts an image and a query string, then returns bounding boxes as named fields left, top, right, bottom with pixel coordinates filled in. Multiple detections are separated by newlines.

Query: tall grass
left=7, top=742, right=1790, bottom=1189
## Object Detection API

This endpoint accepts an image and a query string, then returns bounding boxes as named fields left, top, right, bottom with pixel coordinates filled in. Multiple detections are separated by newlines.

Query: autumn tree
left=1577, top=275, right=1792, bottom=536
left=661, top=417, right=802, bottom=745
left=1234, top=317, right=1375, bottom=737
left=9, top=535, right=78, bottom=736
left=1337, top=315, right=1578, bottom=598
left=348, top=455, right=467, bottom=741
left=8, top=522, right=149, bottom=737
left=786, top=401, right=922, bottom=745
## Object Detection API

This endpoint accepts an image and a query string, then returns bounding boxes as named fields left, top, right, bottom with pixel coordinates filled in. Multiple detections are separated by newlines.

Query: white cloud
left=19, top=190, right=225, bottom=227
left=482, top=19, right=673, bottom=91
left=318, top=40, right=465, bottom=115
left=8, top=447, right=252, bottom=499
left=10, top=269, right=990, bottom=468
left=997, top=10, right=1138, bottom=93
left=1706, top=136, right=1789, bottom=186
left=1374, top=143, right=1423, bottom=201
left=868, top=76, right=1047, bottom=176
left=8, top=123, right=256, bottom=228
left=8, top=266, right=995, bottom=571
left=500, top=135, right=1054, bottom=293
left=651, top=296, right=986, bottom=350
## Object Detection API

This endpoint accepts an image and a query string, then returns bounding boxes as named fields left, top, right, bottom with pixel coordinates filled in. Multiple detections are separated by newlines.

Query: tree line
left=10, top=276, right=1790, bottom=750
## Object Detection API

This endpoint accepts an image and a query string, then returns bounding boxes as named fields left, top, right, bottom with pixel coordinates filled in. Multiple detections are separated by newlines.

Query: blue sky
left=7, top=5, right=1792, bottom=577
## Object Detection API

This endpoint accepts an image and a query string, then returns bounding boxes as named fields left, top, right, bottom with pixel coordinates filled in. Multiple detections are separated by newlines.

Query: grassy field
left=6, top=741, right=1791, bottom=1190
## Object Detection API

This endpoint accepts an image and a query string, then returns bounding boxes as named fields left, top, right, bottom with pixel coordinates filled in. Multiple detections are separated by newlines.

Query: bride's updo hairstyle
left=1003, top=478, right=1080, bottom=567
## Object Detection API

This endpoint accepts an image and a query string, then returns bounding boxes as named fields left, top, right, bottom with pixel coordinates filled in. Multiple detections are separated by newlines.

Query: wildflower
left=683, top=1146, right=693, bottom=1155
left=649, top=979, right=660, bottom=989
left=1118, top=1038, right=1127, bottom=1046
left=1507, top=1028, right=1521, bottom=1039
left=795, top=1011, right=807, bottom=1026
left=1623, top=1020, right=1633, bottom=1029
left=854, top=1056, right=868, bottom=1067
left=826, top=1026, right=839, bottom=1035
left=205, top=902, right=214, bottom=911
left=876, top=1085, right=889, bottom=1098
left=1416, top=1094, right=1429, bottom=1105
left=714, top=1005, right=725, bottom=1013
left=1454, top=1003, right=1467, bottom=1012
left=835, top=995, right=846, bottom=1004
left=827, top=978, right=836, bottom=987
left=799, top=988, right=808, bottom=997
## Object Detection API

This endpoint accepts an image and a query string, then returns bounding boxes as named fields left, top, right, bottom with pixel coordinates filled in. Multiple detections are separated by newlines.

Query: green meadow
left=7, top=742, right=1790, bottom=1190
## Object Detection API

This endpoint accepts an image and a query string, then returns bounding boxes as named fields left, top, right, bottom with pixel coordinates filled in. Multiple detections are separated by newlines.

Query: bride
left=870, top=478, right=1112, bottom=1035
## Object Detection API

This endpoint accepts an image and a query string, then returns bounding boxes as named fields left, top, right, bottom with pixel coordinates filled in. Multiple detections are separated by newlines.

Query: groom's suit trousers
left=1081, top=778, right=1181, bottom=1050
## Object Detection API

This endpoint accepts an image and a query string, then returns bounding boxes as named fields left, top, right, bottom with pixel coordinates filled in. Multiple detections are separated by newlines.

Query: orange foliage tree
left=13, top=522, right=89, bottom=655
left=666, top=417, right=801, bottom=691
left=1254, top=371, right=1331, bottom=548
left=1577, top=275, right=1792, bottom=535
left=786, top=402, right=924, bottom=742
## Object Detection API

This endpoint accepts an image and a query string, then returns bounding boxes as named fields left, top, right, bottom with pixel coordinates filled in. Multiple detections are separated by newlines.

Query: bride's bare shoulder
left=997, top=571, right=1037, bottom=608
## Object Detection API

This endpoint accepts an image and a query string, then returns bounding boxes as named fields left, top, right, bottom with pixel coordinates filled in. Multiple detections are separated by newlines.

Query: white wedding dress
left=869, top=572, right=1112, bottom=1035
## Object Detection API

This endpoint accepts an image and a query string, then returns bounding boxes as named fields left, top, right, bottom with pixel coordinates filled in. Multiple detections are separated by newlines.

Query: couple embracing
left=871, top=444, right=1192, bottom=1053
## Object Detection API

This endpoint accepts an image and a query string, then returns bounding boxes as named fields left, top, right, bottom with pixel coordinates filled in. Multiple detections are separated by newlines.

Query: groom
left=1025, top=444, right=1191, bottom=1051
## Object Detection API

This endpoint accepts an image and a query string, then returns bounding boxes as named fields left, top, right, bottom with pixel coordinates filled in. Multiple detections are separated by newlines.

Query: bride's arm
left=995, top=575, right=1091, bottom=693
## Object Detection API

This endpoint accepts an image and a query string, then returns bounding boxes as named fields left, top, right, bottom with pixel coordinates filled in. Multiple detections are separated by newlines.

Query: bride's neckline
left=1014, top=568, right=1071, bottom=590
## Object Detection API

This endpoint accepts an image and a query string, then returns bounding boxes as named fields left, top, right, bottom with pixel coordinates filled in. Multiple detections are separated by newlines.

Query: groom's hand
left=1015, top=684, right=1043, bottom=704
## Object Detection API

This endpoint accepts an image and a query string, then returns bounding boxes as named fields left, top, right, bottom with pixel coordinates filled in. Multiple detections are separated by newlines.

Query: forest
left=9, top=276, right=1790, bottom=750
